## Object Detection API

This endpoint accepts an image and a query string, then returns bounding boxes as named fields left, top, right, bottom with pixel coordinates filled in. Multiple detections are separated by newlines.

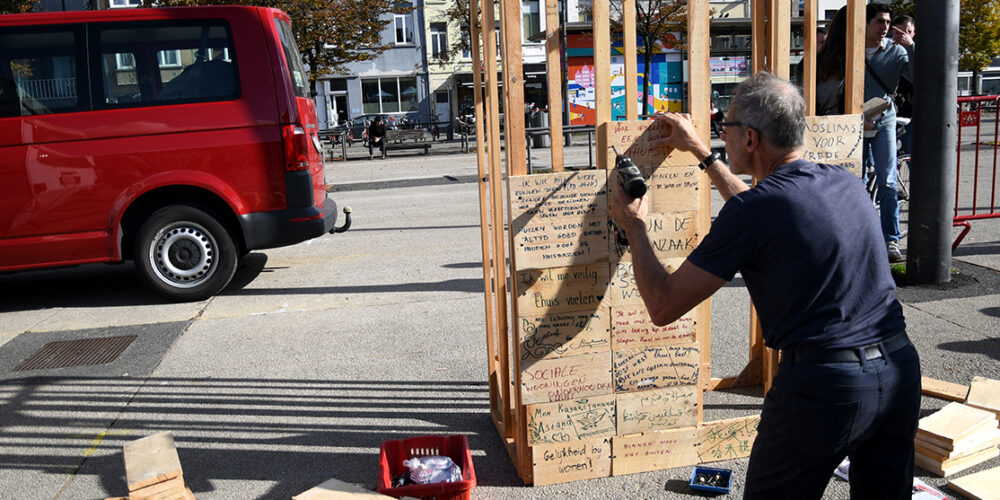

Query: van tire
left=134, top=205, right=238, bottom=301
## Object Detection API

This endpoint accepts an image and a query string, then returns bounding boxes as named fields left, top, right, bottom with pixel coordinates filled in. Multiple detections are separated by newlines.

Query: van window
left=273, top=18, right=308, bottom=98
left=0, top=27, right=85, bottom=117
left=97, top=21, right=238, bottom=106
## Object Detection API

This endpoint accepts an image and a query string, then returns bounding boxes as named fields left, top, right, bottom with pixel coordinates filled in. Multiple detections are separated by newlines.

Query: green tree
left=579, top=0, right=687, bottom=115
left=890, top=0, right=1000, bottom=77
left=145, top=0, right=408, bottom=82
left=0, top=0, right=36, bottom=14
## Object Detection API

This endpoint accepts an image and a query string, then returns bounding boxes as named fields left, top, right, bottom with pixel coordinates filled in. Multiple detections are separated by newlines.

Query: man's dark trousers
left=743, top=340, right=921, bottom=499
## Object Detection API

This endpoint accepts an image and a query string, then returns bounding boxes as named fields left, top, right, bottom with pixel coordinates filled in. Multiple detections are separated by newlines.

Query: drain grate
left=13, top=335, right=137, bottom=371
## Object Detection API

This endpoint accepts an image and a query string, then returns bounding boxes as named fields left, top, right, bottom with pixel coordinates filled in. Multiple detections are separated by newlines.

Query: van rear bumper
left=239, top=197, right=338, bottom=250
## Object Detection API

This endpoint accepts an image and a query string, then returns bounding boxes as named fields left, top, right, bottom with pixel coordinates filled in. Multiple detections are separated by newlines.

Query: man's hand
left=609, top=181, right=648, bottom=239
left=891, top=26, right=913, bottom=48
left=649, top=112, right=712, bottom=159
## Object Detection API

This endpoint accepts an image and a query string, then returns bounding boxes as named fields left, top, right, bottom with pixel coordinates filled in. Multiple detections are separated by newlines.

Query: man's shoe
left=369, top=154, right=373, bottom=160
left=887, top=241, right=903, bottom=263
left=382, top=154, right=387, bottom=159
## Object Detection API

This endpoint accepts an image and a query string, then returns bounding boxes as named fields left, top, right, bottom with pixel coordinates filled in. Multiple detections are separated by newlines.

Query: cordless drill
left=611, top=146, right=647, bottom=246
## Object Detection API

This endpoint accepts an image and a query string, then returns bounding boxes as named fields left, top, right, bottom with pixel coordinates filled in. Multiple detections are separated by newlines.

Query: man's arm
left=650, top=113, right=748, bottom=201
left=610, top=186, right=726, bottom=327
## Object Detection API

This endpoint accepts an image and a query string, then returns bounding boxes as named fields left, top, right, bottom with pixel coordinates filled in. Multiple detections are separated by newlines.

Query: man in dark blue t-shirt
left=610, top=72, right=920, bottom=499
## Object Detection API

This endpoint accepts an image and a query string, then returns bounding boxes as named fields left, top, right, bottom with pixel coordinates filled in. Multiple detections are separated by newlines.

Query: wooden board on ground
left=521, top=351, right=614, bottom=405
left=611, top=426, right=700, bottom=475
left=526, top=394, right=617, bottom=445
left=123, top=431, right=183, bottom=491
left=697, top=415, right=761, bottom=463
left=947, top=465, right=1000, bottom=500
left=611, top=306, right=696, bottom=350
left=921, top=376, right=970, bottom=402
left=532, top=436, right=612, bottom=486
left=509, top=171, right=609, bottom=270
left=292, top=478, right=396, bottom=500
left=915, top=445, right=1000, bottom=477
left=613, top=343, right=700, bottom=393
left=966, top=376, right=1000, bottom=419
left=917, top=402, right=997, bottom=449
left=616, top=385, right=698, bottom=435
left=801, top=114, right=864, bottom=177
left=519, top=308, right=611, bottom=363
left=605, top=120, right=700, bottom=168
left=515, top=262, right=610, bottom=317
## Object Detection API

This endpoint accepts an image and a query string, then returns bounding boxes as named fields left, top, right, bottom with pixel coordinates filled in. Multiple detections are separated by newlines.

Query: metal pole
left=907, top=0, right=959, bottom=284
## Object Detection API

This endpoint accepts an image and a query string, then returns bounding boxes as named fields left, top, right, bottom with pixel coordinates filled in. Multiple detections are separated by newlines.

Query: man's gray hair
left=729, top=72, right=806, bottom=149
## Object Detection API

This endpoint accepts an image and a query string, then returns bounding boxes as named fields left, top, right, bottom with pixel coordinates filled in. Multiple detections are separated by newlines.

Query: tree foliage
left=0, top=0, right=37, bottom=14
left=143, top=0, right=408, bottom=81
left=890, top=0, right=1000, bottom=73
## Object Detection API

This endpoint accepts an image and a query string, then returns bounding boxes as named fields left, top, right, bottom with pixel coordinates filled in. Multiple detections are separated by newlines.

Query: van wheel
left=134, top=205, right=237, bottom=301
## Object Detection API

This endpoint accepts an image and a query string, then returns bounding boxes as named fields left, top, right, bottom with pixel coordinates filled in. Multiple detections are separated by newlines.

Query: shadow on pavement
left=936, top=337, right=1000, bottom=361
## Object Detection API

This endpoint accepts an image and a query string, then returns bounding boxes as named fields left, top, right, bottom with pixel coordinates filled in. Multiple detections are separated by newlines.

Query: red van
left=0, top=6, right=349, bottom=301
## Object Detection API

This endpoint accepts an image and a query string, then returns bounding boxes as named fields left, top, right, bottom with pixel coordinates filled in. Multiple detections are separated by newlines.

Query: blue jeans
left=863, top=126, right=901, bottom=243
left=744, top=341, right=921, bottom=499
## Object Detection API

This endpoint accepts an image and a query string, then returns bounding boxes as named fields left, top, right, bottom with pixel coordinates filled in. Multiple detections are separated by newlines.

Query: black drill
left=612, top=146, right=647, bottom=246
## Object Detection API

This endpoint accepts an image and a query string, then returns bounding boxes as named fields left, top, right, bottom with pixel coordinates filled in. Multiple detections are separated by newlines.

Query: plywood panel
left=921, top=376, right=970, bottom=402
left=611, top=305, right=696, bottom=350
left=617, top=385, right=699, bottom=435
left=607, top=120, right=700, bottom=168
left=802, top=115, right=865, bottom=178
left=613, top=343, right=700, bottom=393
left=608, top=258, right=685, bottom=308
left=521, top=351, right=614, bottom=405
left=515, top=262, right=610, bottom=317
left=532, top=436, right=612, bottom=486
left=519, top=308, right=611, bottom=363
left=948, top=465, right=1000, bottom=500
left=526, top=394, right=616, bottom=445
left=510, top=171, right=609, bottom=270
left=612, top=427, right=700, bottom=476
left=697, top=415, right=761, bottom=463
left=966, top=377, right=1000, bottom=418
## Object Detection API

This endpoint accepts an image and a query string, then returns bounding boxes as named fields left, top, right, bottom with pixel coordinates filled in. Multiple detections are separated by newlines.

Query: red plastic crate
left=377, top=434, right=476, bottom=500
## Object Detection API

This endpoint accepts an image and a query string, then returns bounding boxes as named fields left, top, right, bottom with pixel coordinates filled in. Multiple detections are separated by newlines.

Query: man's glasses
left=720, top=121, right=750, bottom=141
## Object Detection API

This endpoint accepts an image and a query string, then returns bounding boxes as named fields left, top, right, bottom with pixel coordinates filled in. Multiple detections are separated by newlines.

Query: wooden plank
left=917, top=402, right=996, bottom=448
left=921, top=376, right=970, bottom=402
left=593, top=0, right=611, bottom=171
left=608, top=258, right=682, bottom=308
left=544, top=0, right=564, bottom=172
left=751, top=0, right=765, bottom=74
left=948, top=465, right=1000, bottom=500
left=844, top=0, right=865, bottom=114
left=966, top=376, right=1000, bottom=418
left=612, top=426, right=700, bottom=475
left=293, top=478, right=396, bottom=499
left=521, top=351, right=614, bottom=405
left=532, top=436, right=612, bottom=486
left=769, top=0, right=790, bottom=78
left=525, top=394, right=616, bottom=445
left=128, top=475, right=186, bottom=499
left=519, top=307, right=611, bottom=363
left=606, top=120, right=700, bottom=168
left=697, top=415, right=761, bottom=463
left=515, top=262, right=610, bottom=317
left=123, top=432, right=183, bottom=491
left=916, top=446, right=999, bottom=477
left=509, top=171, right=610, bottom=270
left=500, top=0, right=526, bottom=177
left=616, top=385, right=699, bottom=435
left=623, top=0, right=637, bottom=120
left=611, top=305, right=696, bottom=350
left=803, top=0, right=818, bottom=116
left=613, top=343, right=700, bottom=393
left=802, top=115, right=865, bottom=178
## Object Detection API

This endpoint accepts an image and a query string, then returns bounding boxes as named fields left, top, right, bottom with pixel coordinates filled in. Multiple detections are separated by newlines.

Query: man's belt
left=781, top=331, right=911, bottom=365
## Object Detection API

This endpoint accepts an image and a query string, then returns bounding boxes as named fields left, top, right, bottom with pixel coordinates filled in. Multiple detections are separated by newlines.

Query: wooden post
left=752, top=0, right=766, bottom=73
left=623, top=0, right=638, bottom=120
left=803, top=0, right=818, bottom=115
left=845, top=0, right=865, bottom=114
left=593, top=0, right=611, bottom=170
left=767, top=0, right=789, bottom=78
left=545, top=0, right=564, bottom=171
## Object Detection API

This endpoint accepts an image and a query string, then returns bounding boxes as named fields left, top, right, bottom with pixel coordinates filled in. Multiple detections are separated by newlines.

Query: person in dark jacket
left=368, top=116, right=387, bottom=160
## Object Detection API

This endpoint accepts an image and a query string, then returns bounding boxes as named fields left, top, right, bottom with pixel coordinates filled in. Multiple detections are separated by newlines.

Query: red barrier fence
left=954, top=95, right=1000, bottom=250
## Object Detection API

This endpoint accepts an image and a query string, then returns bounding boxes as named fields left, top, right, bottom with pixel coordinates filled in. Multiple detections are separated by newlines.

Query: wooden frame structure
left=471, top=0, right=866, bottom=485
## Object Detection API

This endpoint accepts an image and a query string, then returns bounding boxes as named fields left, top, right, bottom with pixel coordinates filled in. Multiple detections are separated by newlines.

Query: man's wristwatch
left=698, top=151, right=720, bottom=171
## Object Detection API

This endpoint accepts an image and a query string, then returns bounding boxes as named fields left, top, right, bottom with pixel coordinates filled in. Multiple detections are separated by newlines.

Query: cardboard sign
left=613, top=343, right=700, bottom=393
left=617, top=385, right=699, bottom=435
left=612, top=427, right=700, bottom=475
left=510, top=171, right=609, bottom=270
left=519, top=308, right=611, bottom=363
left=521, top=351, right=614, bottom=405
left=697, top=415, right=761, bottom=463
left=515, top=262, right=610, bottom=317
left=802, top=115, right=864, bottom=178
left=532, top=437, right=612, bottom=486
left=611, top=305, right=696, bottom=349
left=526, top=394, right=617, bottom=445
